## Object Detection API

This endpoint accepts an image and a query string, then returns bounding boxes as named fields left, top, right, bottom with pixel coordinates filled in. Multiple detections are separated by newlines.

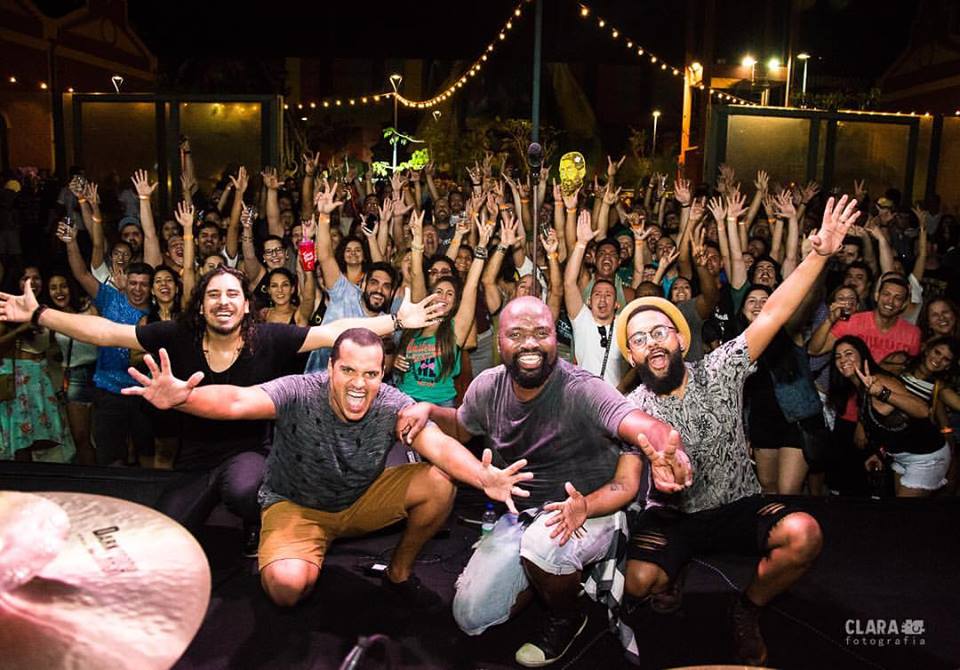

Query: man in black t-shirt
left=0, top=266, right=442, bottom=556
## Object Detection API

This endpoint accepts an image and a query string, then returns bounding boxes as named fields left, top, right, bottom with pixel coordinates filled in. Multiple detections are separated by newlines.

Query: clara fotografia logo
left=845, top=619, right=926, bottom=647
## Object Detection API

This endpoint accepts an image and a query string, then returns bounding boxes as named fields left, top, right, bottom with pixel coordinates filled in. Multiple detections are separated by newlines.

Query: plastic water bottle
left=480, top=503, right=497, bottom=537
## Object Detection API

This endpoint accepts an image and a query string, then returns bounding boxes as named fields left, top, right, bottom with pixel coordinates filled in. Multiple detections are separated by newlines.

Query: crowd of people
left=0, top=136, right=957, bottom=666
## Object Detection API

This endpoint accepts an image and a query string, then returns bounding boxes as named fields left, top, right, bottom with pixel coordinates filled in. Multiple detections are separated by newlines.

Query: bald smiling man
left=398, top=296, right=688, bottom=667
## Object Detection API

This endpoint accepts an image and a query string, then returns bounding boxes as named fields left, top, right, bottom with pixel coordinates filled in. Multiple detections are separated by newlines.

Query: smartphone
left=840, top=308, right=851, bottom=321
left=362, top=213, right=378, bottom=235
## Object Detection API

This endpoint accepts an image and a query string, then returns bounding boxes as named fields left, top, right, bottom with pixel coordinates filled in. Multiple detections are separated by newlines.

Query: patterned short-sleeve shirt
left=626, top=333, right=761, bottom=513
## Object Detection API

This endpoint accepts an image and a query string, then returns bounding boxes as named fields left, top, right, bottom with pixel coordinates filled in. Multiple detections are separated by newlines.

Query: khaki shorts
left=258, top=463, right=429, bottom=571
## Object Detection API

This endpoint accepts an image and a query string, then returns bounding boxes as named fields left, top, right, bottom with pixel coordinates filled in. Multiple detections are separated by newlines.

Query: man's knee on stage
left=261, top=558, right=319, bottom=607
left=767, top=511, right=823, bottom=565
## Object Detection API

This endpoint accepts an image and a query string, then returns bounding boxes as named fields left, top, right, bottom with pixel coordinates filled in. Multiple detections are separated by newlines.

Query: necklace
left=202, top=334, right=243, bottom=372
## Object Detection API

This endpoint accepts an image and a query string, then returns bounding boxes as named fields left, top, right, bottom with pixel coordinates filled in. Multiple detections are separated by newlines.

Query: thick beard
left=504, top=351, right=557, bottom=389
left=362, top=290, right=388, bottom=313
left=205, top=316, right=243, bottom=336
left=637, top=347, right=686, bottom=395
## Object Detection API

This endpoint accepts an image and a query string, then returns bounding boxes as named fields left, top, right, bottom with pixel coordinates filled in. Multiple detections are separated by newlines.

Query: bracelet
left=410, top=243, right=425, bottom=252
left=496, top=245, right=509, bottom=253
left=474, top=245, right=489, bottom=260
left=31, top=305, right=48, bottom=328
left=92, top=216, right=102, bottom=223
left=877, top=386, right=892, bottom=403
left=77, top=197, right=87, bottom=204
left=566, top=208, right=577, bottom=214
left=138, top=195, right=150, bottom=200
left=681, top=203, right=691, bottom=208
left=520, top=198, right=530, bottom=203
left=547, top=252, right=559, bottom=260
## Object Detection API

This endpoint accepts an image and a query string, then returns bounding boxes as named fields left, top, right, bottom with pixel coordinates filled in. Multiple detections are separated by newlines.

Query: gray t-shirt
left=626, top=333, right=761, bottom=514
left=259, top=372, right=414, bottom=512
left=457, top=359, right=635, bottom=509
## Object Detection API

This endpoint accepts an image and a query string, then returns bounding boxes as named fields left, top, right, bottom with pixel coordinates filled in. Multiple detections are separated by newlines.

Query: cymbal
left=0, top=491, right=70, bottom=593
left=0, top=492, right=211, bottom=670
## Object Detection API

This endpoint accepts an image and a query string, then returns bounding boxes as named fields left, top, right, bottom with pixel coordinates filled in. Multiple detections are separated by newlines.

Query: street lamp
left=741, top=55, right=757, bottom=84
left=389, top=73, right=403, bottom=170
left=797, top=53, right=811, bottom=106
left=651, top=110, right=661, bottom=157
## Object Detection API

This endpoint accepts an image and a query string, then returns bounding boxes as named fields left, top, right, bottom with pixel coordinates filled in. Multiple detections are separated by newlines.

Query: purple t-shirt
left=457, top=359, right=635, bottom=509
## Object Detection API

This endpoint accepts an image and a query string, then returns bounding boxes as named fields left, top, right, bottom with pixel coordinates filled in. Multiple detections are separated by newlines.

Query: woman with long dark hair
left=394, top=211, right=492, bottom=406
left=47, top=270, right=97, bottom=464
left=739, top=285, right=825, bottom=494
left=829, top=335, right=950, bottom=497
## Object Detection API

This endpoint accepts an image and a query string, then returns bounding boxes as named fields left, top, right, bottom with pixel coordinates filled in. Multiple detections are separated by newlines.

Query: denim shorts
left=890, top=444, right=951, bottom=490
left=64, top=363, right=96, bottom=404
left=452, top=509, right=621, bottom=636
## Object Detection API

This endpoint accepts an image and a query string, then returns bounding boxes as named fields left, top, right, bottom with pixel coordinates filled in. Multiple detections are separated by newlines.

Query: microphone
left=527, top=142, right=543, bottom=182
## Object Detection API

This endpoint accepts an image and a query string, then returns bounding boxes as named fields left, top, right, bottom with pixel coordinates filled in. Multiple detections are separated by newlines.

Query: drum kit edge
left=0, top=491, right=211, bottom=670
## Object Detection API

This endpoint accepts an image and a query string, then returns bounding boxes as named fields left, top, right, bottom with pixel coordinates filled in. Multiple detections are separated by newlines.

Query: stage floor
left=175, top=492, right=959, bottom=670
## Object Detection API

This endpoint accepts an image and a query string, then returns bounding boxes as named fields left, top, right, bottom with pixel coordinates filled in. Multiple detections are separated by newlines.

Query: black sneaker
left=730, top=594, right=768, bottom=666
left=650, top=566, right=686, bottom=614
left=242, top=524, right=260, bottom=558
left=381, top=573, right=443, bottom=610
left=515, top=612, right=588, bottom=667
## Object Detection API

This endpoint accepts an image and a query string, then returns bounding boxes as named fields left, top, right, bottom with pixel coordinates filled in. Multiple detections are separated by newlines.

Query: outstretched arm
left=132, top=169, right=162, bottom=268
left=123, top=348, right=276, bottom=418
left=749, top=195, right=860, bottom=362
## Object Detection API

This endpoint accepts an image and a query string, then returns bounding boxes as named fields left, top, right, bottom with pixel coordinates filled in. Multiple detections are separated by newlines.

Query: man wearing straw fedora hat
left=613, top=195, right=862, bottom=665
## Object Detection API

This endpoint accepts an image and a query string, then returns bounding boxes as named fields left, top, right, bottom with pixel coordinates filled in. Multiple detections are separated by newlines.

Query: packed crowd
left=1, top=143, right=955, bottom=500
left=0, top=135, right=955, bottom=666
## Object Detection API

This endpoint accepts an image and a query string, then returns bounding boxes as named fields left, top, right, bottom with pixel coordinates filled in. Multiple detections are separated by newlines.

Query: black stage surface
left=3, top=463, right=958, bottom=670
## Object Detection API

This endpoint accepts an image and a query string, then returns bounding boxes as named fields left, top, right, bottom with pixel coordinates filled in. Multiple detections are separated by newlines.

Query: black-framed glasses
left=628, top=325, right=676, bottom=348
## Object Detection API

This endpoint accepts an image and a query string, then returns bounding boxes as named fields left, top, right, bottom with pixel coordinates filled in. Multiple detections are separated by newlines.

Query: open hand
left=122, top=348, right=204, bottom=410
left=544, top=482, right=588, bottom=545
left=477, top=448, right=532, bottom=516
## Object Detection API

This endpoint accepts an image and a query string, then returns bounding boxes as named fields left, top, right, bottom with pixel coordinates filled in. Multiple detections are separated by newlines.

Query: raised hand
left=809, top=195, right=860, bottom=256
left=674, top=175, right=692, bottom=206
left=754, top=169, right=769, bottom=194
left=607, top=155, right=626, bottom=182
left=576, top=209, right=597, bottom=244
left=801, top=180, right=821, bottom=204
left=603, top=183, right=622, bottom=206
left=261, top=167, right=280, bottom=190
left=552, top=178, right=563, bottom=204
left=477, top=216, right=496, bottom=247
left=408, top=209, right=424, bottom=242
left=240, top=204, right=257, bottom=229
left=180, top=173, right=197, bottom=196
left=774, top=190, right=796, bottom=218
left=706, top=195, right=726, bottom=223
left=691, top=225, right=709, bottom=267
left=477, top=448, right=533, bottom=516
left=465, top=161, right=482, bottom=185
left=82, top=182, right=100, bottom=207
left=396, top=287, right=445, bottom=329
left=628, top=211, right=649, bottom=240
left=726, top=187, right=747, bottom=221
left=229, top=166, right=249, bottom=196
left=689, top=196, right=706, bottom=223
left=175, top=200, right=195, bottom=231
left=544, top=482, right=588, bottom=545
left=131, top=169, right=157, bottom=198
left=122, top=348, right=204, bottom=410
left=541, top=227, right=559, bottom=255
left=377, top=198, right=395, bottom=223
left=634, top=430, right=691, bottom=494
left=718, top=163, right=736, bottom=185
left=562, top=185, right=581, bottom=212
left=485, top=190, right=500, bottom=219
left=56, top=219, right=77, bottom=244
left=302, top=151, right=320, bottom=177
left=853, top=178, right=867, bottom=202
left=912, top=204, right=928, bottom=229
left=314, top=179, right=344, bottom=215
left=0, top=273, right=40, bottom=323
left=853, top=360, right=883, bottom=398
left=482, top=150, right=495, bottom=178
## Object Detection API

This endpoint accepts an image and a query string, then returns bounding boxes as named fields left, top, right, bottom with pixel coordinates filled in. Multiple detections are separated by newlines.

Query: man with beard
left=615, top=195, right=861, bottom=665
left=121, top=328, right=532, bottom=612
left=564, top=211, right=626, bottom=386
left=397, top=296, right=689, bottom=667
left=0, top=266, right=442, bottom=556
left=305, top=184, right=404, bottom=373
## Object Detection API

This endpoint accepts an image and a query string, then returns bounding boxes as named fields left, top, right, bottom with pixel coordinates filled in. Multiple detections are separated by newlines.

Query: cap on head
left=613, top=296, right=692, bottom=359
